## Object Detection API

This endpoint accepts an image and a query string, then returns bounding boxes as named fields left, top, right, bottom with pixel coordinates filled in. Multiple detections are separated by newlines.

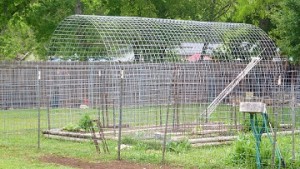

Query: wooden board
left=239, top=102, right=266, bottom=113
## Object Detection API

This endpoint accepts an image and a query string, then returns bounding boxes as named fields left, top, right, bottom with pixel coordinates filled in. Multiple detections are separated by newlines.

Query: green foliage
left=231, top=0, right=280, bottom=33
left=229, top=134, right=275, bottom=168
left=0, top=18, right=37, bottom=60
left=62, top=123, right=81, bottom=132
left=63, top=113, right=93, bottom=132
left=120, top=0, right=157, bottom=17
left=164, top=0, right=235, bottom=21
left=0, top=0, right=33, bottom=31
left=229, top=134, right=300, bottom=169
left=0, top=0, right=299, bottom=62
left=78, top=113, right=93, bottom=132
left=122, top=136, right=139, bottom=145
left=122, top=137, right=191, bottom=153
left=122, top=137, right=162, bottom=151
left=240, top=111, right=278, bottom=133
left=166, top=139, right=191, bottom=154
left=80, top=0, right=104, bottom=15
left=271, top=0, right=300, bottom=63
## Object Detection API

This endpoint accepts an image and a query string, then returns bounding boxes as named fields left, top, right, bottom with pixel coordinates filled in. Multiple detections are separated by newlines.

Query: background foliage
left=0, top=0, right=299, bottom=62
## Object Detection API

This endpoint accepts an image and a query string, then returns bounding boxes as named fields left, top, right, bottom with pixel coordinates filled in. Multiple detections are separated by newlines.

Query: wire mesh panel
left=0, top=62, right=41, bottom=148
left=48, top=15, right=278, bottom=62
left=1, top=15, right=300, bottom=168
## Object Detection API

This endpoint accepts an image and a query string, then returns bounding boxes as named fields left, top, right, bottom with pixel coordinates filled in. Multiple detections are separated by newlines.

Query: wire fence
left=0, top=61, right=299, bottom=167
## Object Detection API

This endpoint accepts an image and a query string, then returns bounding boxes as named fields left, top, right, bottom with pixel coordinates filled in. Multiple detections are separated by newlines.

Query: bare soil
left=41, top=155, right=181, bottom=169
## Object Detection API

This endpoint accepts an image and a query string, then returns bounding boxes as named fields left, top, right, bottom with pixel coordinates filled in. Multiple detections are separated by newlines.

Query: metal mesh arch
left=48, top=15, right=278, bottom=62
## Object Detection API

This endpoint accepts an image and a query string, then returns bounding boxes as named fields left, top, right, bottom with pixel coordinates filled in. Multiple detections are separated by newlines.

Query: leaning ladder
left=90, top=119, right=110, bottom=154
left=202, top=55, right=262, bottom=118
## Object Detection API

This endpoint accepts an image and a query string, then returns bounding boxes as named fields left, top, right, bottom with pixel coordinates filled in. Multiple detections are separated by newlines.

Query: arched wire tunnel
left=48, top=15, right=278, bottom=62
left=47, top=14, right=284, bottom=128
left=1, top=14, right=298, bottom=167
left=45, top=16, right=290, bottom=165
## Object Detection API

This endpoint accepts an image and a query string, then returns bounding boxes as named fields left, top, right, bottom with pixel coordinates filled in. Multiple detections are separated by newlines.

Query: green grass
left=1, top=128, right=299, bottom=169
left=3, top=104, right=297, bottom=133
left=229, top=133, right=300, bottom=169
left=1, top=104, right=238, bottom=132
left=0, top=131, right=241, bottom=169
left=1, top=105, right=300, bottom=168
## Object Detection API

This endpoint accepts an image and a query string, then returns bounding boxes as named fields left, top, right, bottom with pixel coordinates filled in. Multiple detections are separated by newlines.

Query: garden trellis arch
left=45, top=16, right=289, bottom=166
left=48, top=15, right=279, bottom=62
left=48, top=15, right=282, bottom=122
left=2, top=15, right=296, bottom=168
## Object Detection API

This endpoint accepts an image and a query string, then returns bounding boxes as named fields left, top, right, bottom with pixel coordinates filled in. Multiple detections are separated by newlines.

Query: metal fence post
left=291, top=71, right=296, bottom=162
left=117, top=69, right=124, bottom=160
left=37, top=66, right=41, bottom=149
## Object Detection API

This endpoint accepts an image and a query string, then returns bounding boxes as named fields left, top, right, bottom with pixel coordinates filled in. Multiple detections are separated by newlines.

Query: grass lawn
left=0, top=131, right=241, bottom=169
left=1, top=131, right=299, bottom=169
left=1, top=105, right=300, bottom=168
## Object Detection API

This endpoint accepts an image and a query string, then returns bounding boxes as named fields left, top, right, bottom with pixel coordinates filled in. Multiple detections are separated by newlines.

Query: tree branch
left=213, top=2, right=233, bottom=21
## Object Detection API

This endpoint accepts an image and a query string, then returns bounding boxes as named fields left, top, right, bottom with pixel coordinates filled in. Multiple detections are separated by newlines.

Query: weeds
left=228, top=133, right=300, bottom=169
left=62, top=123, right=81, bottom=132
left=62, top=113, right=93, bottom=132
left=166, top=139, right=191, bottom=154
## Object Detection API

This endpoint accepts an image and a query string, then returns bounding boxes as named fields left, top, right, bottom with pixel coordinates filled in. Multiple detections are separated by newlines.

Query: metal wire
left=0, top=15, right=299, bottom=167
left=48, top=15, right=278, bottom=62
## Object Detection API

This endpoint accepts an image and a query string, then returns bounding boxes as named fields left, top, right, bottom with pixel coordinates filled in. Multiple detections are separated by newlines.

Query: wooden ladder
left=90, top=119, right=110, bottom=154
left=203, top=56, right=262, bottom=118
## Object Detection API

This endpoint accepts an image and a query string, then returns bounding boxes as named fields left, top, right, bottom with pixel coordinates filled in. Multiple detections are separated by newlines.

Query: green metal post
left=250, top=114, right=261, bottom=169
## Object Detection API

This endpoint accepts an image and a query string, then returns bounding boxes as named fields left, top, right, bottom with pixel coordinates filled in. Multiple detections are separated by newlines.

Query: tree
left=163, top=0, right=235, bottom=21
left=229, top=0, right=281, bottom=33
left=271, top=0, right=300, bottom=63
left=120, top=0, right=157, bottom=17
left=0, top=18, right=37, bottom=60
left=3, top=0, right=292, bottom=61
left=0, top=0, right=34, bottom=32
left=0, top=0, right=38, bottom=60
left=0, top=0, right=106, bottom=60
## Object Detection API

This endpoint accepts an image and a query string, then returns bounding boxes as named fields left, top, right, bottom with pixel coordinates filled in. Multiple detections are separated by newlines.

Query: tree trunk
left=75, top=0, right=83, bottom=14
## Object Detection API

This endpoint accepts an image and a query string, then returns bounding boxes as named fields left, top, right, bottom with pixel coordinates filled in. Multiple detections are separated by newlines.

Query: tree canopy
left=0, top=0, right=299, bottom=62
left=271, top=0, right=300, bottom=63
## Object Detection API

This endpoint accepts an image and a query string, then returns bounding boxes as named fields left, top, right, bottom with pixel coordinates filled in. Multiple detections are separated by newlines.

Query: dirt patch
left=41, top=155, right=181, bottom=169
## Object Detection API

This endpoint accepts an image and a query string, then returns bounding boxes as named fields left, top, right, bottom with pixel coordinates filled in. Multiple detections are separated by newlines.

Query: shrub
left=166, top=139, right=191, bottom=154
left=228, top=134, right=293, bottom=168
left=78, top=113, right=93, bottom=132
left=122, top=137, right=162, bottom=151
left=122, top=136, right=139, bottom=145
left=62, top=123, right=81, bottom=132
left=241, top=113, right=278, bottom=133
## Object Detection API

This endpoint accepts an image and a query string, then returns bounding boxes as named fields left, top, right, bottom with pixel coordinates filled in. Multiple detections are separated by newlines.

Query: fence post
left=161, top=102, right=170, bottom=164
left=36, top=66, right=41, bottom=149
left=117, top=69, right=124, bottom=161
left=98, top=70, right=102, bottom=125
left=291, top=71, right=296, bottom=162
left=271, top=74, right=282, bottom=168
left=162, top=68, right=173, bottom=163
